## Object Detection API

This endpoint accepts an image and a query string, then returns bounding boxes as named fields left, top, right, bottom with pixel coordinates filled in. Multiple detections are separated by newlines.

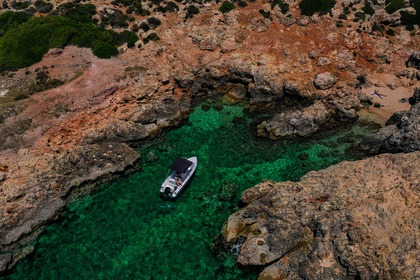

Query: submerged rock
left=257, top=101, right=331, bottom=139
left=222, top=152, right=420, bottom=279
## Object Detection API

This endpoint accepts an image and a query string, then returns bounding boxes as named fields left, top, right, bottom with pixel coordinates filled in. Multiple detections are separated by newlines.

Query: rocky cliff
left=0, top=0, right=419, bottom=276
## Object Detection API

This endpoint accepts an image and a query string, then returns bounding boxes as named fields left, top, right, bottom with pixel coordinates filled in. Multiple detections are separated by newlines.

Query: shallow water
left=4, top=103, right=379, bottom=280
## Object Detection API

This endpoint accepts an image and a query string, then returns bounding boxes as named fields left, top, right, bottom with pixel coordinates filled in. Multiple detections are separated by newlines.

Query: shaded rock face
left=405, top=51, right=420, bottom=70
left=222, top=152, right=420, bottom=280
left=361, top=88, right=420, bottom=153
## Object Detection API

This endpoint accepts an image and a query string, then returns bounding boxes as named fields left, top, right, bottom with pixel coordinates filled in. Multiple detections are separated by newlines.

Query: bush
left=0, top=15, right=122, bottom=70
left=111, top=30, right=139, bottom=47
left=219, top=1, right=235, bottom=13
left=166, top=1, right=179, bottom=12
left=146, top=32, right=160, bottom=41
left=0, top=11, right=31, bottom=34
left=299, top=0, right=336, bottom=16
left=400, top=0, right=420, bottom=27
left=34, top=0, right=53, bottom=13
left=338, top=14, right=347, bottom=20
left=10, top=1, right=31, bottom=10
left=354, top=11, right=366, bottom=21
left=140, top=22, right=151, bottom=32
left=271, top=0, right=289, bottom=13
left=185, top=5, right=200, bottom=18
left=385, top=0, right=405, bottom=14
left=362, top=0, right=375, bottom=15
left=386, top=28, right=395, bottom=36
left=147, top=17, right=161, bottom=28
left=57, top=2, right=97, bottom=23
left=237, top=1, right=247, bottom=7
left=92, top=40, right=119, bottom=58
left=259, top=9, right=271, bottom=18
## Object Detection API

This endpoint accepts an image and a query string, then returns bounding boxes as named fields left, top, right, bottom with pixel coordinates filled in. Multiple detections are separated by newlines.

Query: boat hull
left=160, top=157, right=197, bottom=199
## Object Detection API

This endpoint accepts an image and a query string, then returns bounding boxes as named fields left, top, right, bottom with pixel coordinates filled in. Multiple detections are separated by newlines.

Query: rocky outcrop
left=221, top=152, right=420, bottom=280
left=313, top=72, right=338, bottom=90
left=0, top=142, right=139, bottom=271
left=257, top=101, right=331, bottom=139
left=405, top=51, right=420, bottom=70
left=361, top=88, right=420, bottom=153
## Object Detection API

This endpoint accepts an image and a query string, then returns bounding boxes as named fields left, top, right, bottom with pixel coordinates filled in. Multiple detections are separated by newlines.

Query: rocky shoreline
left=0, top=0, right=419, bottom=277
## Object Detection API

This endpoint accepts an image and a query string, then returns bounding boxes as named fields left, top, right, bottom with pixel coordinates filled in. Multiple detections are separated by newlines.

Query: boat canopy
left=170, top=158, right=193, bottom=173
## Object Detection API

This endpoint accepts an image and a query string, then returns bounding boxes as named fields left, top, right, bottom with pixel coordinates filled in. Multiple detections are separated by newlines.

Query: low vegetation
left=0, top=16, right=118, bottom=70
left=0, top=0, right=418, bottom=72
left=299, top=0, right=336, bottom=16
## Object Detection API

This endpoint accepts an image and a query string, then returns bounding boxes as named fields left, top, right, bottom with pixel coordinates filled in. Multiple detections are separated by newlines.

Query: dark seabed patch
left=3, top=103, right=379, bottom=280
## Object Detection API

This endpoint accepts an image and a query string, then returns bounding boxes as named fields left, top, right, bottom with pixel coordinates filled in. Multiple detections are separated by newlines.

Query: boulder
left=361, top=89, right=420, bottom=153
left=222, top=84, right=247, bottom=104
left=313, top=72, right=338, bottom=90
left=405, top=51, right=420, bottom=70
left=257, top=101, right=331, bottom=139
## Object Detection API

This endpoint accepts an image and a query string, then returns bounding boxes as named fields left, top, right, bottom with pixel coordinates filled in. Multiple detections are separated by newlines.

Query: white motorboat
left=160, top=157, right=197, bottom=199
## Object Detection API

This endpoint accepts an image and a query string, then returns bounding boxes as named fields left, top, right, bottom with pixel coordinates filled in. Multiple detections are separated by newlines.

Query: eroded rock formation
left=222, top=152, right=420, bottom=279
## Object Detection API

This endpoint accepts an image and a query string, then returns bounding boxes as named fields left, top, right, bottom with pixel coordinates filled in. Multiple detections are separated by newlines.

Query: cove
left=3, top=102, right=379, bottom=280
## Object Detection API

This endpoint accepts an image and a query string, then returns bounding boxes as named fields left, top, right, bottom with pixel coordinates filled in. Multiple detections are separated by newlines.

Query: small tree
left=219, top=1, right=235, bottom=13
left=299, top=0, right=336, bottom=16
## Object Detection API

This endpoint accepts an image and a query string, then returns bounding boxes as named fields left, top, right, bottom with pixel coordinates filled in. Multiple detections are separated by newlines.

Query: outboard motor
left=164, top=187, right=172, bottom=197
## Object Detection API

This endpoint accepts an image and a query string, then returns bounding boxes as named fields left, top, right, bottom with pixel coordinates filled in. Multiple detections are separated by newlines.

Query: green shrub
left=146, top=32, right=160, bottom=41
left=140, top=22, right=151, bottom=32
left=362, top=0, right=375, bottom=15
left=386, top=28, right=395, bottom=36
left=147, top=17, right=161, bottom=28
left=271, top=0, right=289, bottom=13
left=166, top=1, right=179, bottom=12
left=219, top=1, right=235, bottom=13
left=57, top=2, right=97, bottom=23
left=49, top=26, right=78, bottom=48
left=92, top=40, right=119, bottom=58
left=111, top=30, right=139, bottom=47
left=186, top=5, right=200, bottom=18
left=385, top=0, right=405, bottom=14
left=14, top=94, right=29, bottom=101
left=10, top=1, right=31, bottom=10
left=0, top=15, right=122, bottom=70
left=338, top=13, right=347, bottom=20
left=400, top=0, right=420, bottom=27
left=237, top=1, right=247, bottom=7
left=354, top=11, right=366, bottom=21
left=259, top=9, right=271, bottom=18
left=34, top=0, right=53, bottom=13
left=0, top=11, right=31, bottom=34
left=299, top=0, right=336, bottom=16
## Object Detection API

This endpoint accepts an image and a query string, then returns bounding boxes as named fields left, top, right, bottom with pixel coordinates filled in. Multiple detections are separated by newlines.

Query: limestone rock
left=314, top=72, right=338, bottom=90
left=405, top=51, right=420, bottom=70
left=222, top=152, right=420, bottom=280
left=222, top=84, right=247, bottom=104
left=257, top=101, right=331, bottom=139
left=361, top=89, right=420, bottom=153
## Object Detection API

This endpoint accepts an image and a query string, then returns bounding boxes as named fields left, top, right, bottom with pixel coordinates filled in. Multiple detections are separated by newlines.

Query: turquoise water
left=4, top=103, right=379, bottom=280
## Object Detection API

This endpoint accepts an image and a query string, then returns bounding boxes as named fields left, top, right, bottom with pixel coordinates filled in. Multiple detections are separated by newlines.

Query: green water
left=4, top=103, right=379, bottom=280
